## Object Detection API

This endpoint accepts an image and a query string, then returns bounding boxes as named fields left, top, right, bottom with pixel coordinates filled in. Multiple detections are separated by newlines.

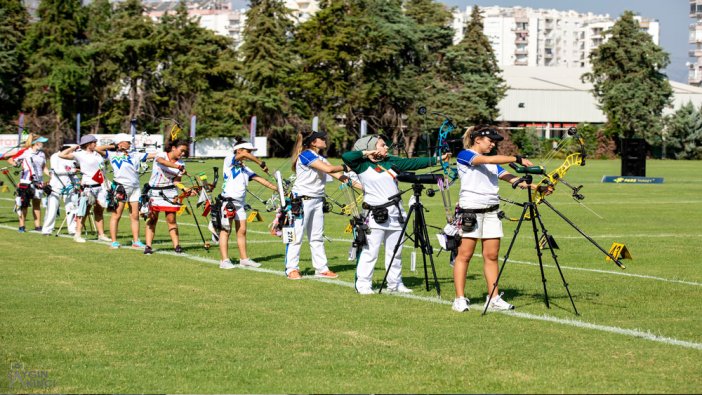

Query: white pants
left=42, top=192, right=76, bottom=235
left=285, top=197, right=330, bottom=275
left=355, top=227, right=403, bottom=290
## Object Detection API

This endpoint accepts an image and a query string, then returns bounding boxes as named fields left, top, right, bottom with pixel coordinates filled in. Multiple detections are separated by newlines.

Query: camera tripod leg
left=528, top=201, right=551, bottom=310
left=483, top=202, right=530, bottom=315
left=415, top=203, right=441, bottom=297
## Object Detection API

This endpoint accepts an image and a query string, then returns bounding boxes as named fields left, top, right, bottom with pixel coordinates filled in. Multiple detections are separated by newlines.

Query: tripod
left=484, top=174, right=579, bottom=315
left=379, top=183, right=441, bottom=297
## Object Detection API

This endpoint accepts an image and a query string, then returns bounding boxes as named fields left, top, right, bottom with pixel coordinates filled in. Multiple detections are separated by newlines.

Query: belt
left=298, top=195, right=323, bottom=200
left=458, top=204, right=500, bottom=214
left=81, top=183, right=101, bottom=188
left=150, top=185, right=177, bottom=191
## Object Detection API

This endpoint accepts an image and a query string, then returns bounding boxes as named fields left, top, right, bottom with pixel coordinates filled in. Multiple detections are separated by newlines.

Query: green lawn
left=1, top=158, right=701, bottom=393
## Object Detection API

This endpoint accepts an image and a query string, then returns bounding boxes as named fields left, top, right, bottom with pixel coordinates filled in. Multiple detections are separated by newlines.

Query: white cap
left=113, top=133, right=132, bottom=144
left=233, top=142, right=257, bottom=151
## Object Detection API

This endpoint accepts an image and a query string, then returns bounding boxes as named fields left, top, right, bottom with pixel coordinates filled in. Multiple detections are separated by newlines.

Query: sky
left=445, top=0, right=690, bottom=83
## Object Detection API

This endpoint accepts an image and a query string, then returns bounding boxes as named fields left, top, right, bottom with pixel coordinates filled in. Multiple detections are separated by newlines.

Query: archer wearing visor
left=451, top=125, right=549, bottom=313
left=284, top=130, right=361, bottom=280
left=215, top=141, right=277, bottom=270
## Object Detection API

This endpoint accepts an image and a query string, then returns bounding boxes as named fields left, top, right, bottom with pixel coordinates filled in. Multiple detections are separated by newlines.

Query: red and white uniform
left=147, top=152, right=184, bottom=213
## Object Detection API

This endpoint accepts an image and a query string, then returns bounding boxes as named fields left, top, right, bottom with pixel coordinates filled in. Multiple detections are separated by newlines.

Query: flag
left=91, top=169, right=104, bottom=184
left=196, top=188, right=207, bottom=207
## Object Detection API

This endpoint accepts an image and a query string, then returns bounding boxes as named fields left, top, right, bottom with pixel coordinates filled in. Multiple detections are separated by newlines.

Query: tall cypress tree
left=238, top=0, right=297, bottom=143
left=583, top=11, right=672, bottom=140
left=0, top=0, right=29, bottom=124
left=23, top=0, right=88, bottom=143
left=436, top=5, right=506, bottom=125
left=402, top=0, right=455, bottom=155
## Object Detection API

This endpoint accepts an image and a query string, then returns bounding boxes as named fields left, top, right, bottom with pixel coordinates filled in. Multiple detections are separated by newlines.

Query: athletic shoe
left=356, top=285, right=375, bottom=295
left=34, top=226, right=42, bottom=232
left=484, top=293, right=515, bottom=311
left=239, top=259, right=261, bottom=268
left=287, top=269, right=302, bottom=280
left=73, top=235, right=86, bottom=243
left=452, top=297, right=470, bottom=312
left=174, top=245, right=183, bottom=254
left=387, top=283, right=413, bottom=293
left=144, top=246, right=153, bottom=255
left=219, top=259, right=236, bottom=270
left=314, top=271, right=339, bottom=279
left=97, top=234, right=111, bottom=242
left=110, top=241, right=121, bottom=249
left=18, top=226, right=25, bottom=233
left=131, top=240, right=146, bottom=248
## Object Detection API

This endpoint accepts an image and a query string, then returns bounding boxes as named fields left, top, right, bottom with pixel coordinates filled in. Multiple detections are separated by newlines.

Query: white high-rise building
left=453, top=6, right=659, bottom=69
left=689, top=0, right=702, bottom=85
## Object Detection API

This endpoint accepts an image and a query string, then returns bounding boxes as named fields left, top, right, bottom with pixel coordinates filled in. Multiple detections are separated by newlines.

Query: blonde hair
left=462, top=127, right=474, bottom=149
left=290, top=132, right=305, bottom=173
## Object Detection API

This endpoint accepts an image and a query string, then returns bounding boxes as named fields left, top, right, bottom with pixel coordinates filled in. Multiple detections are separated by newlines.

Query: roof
left=497, top=66, right=702, bottom=123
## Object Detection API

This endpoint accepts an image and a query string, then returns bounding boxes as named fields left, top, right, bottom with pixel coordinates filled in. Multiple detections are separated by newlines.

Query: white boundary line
left=1, top=224, right=701, bottom=351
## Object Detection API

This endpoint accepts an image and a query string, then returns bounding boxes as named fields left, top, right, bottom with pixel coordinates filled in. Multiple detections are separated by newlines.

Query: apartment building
left=689, top=0, right=702, bottom=85
left=453, top=6, right=659, bottom=69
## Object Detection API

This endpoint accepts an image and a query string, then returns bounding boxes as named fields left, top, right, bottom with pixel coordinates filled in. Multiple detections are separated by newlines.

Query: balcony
left=515, top=47, right=528, bottom=55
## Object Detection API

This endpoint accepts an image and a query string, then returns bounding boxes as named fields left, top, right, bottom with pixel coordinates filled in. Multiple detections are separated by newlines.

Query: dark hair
left=166, top=139, right=190, bottom=152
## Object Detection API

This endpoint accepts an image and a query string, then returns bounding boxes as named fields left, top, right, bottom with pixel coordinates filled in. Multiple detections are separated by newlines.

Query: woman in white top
left=106, top=133, right=157, bottom=249
left=284, top=131, right=359, bottom=280
left=143, top=139, right=191, bottom=255
left=59, top=134, right=112, bottom=243
left=8, top=135, right=49, bottom=233
left=451, top=125, right=546, bottom=313
left=216, top=141, right=277, bottom=269
left=41, top=143, right=78, bottom=235
left=342, top=135, right=449, bottom=295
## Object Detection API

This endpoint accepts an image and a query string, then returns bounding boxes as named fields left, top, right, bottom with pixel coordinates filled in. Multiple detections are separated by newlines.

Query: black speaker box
left=620, top=138, right=647, bottom=177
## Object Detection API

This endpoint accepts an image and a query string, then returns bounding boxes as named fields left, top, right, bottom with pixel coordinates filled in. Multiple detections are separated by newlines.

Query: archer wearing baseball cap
left=451, top=125, right=550, bottom=313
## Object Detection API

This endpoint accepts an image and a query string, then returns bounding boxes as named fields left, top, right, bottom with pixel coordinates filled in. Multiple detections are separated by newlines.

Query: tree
left=435, top=6, right=506, bottom=126
left=664, top=102, right=702, bottom=159
left=583, top=11, right=673, bottom=140
left=402, top=0, right=455, bottom=156
left=238, top=0, right=297, bottom=148
left=0, top=0, right=29, bottom=124
left=22, top=0, right=89, bottom=145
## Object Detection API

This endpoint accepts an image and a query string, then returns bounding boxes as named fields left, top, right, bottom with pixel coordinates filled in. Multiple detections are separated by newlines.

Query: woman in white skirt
left=451, top=126, right=548, bottom=313
left=59, top=135, right=112, bottom=243
left=143, top=139, right=191, bottom=255
left=8, top=135, right=49, bottom=233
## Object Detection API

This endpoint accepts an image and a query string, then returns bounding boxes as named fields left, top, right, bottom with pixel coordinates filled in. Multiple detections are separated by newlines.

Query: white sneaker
left=74, top=235, right=86, bottom=243
left=356, top=285, right=375, bottom=295
left=484, top=293, right=515, bottom=311
left=239, top=259, right=261, bottom=268
left=452, top=297, right=470, bottom=312
left=97, top=234, right=111, bottom=242
left=387, top=283, right=413, bottom=293
left=219, top=259, right=236, bottom=270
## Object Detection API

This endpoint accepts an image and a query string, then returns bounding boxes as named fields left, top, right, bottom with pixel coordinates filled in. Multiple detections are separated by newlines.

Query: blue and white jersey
left=107, top=151, right=148, bottom=187
left=221, top=153, right=257, bottom=201
left=291, top=149, right=330, bottom=198
left=456, top=149, right=507, bottom=208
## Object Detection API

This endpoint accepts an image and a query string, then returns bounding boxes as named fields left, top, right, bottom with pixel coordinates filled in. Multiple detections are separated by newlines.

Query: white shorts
left=220, top=198, right=247, bottom=232
left=119, top=184, right=141, bottom=203
left=462, top=211, right=503, bottom=239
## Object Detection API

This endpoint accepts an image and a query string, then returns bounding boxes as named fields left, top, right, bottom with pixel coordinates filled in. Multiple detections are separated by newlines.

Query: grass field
left=1, top=158, right=701, bottom=393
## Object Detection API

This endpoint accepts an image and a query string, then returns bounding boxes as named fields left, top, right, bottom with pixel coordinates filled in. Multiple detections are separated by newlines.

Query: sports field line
left=1, top=225, right=701, bottom=352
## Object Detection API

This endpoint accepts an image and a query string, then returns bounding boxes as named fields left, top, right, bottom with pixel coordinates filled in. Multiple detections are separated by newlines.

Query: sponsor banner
left=601, top=175, right=664, bottom=184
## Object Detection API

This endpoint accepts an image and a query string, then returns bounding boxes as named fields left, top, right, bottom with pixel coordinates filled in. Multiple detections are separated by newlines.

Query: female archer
left=342, top=135, right=449, bottom=295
